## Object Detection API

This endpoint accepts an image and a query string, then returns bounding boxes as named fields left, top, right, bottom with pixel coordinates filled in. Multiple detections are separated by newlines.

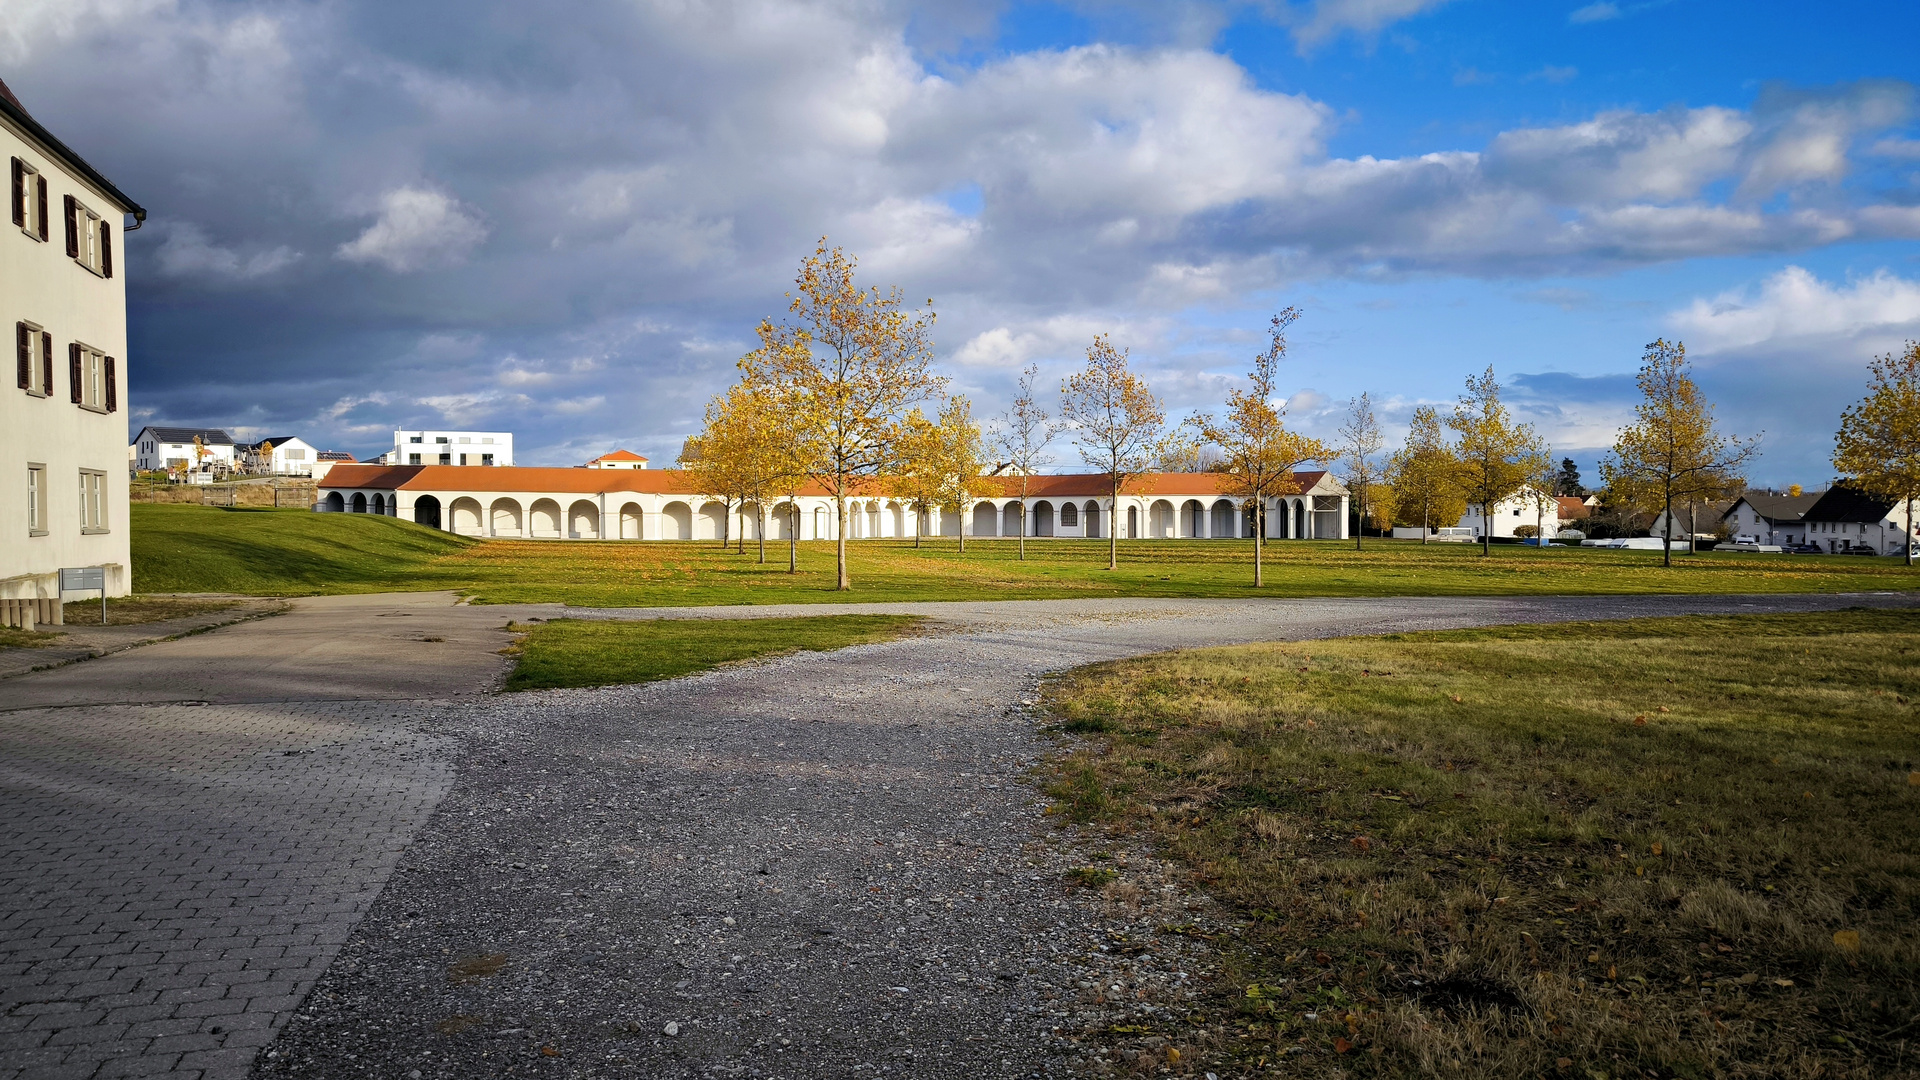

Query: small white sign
left=59, top=567, right=105, bottom=592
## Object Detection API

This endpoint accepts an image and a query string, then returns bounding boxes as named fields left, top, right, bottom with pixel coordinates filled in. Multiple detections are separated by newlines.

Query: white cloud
left=1669, top=266, right=1920, bottom=356
left=337, top=187, right=488, bottom=272
left=1526, top=65, right=1578, bottom=84
left=1869, top=136, right=1920, bottom=159
left=1290, top=0, right=1454, bottom=50
left=1568, top=2, right=1621, bottom=24
left=155, top=222, right=299, bottom=279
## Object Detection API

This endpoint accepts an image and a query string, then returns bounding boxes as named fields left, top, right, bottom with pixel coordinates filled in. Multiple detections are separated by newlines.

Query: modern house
left=4, top=77, right=144, bottom=612
left=1456, top=489, right=1562, bottom=539
left=382, top=429, right=512, bottom=467
left=130, top=426, right=235, bottom=480
left=1798, top=484, right=1919, bottom=555
left=585, top=449, right=649, bottom=470
left=1649, top=499, right=1738, bottom=541
left=235, top=435, right=318, bottom=476
left=314, top=465, right=1350, bottom=543
left=1720, top=491, right=1821, bottom=546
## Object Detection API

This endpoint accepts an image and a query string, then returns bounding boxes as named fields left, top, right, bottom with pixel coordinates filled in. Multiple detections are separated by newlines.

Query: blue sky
left=6, top=0, right=1918, bottom=485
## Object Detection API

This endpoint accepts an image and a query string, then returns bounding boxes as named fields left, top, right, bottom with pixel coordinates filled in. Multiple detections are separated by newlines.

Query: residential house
left=1720, top=491, right=1821, bottom=546
left=311, top=450, right=355, bottom=484
left=1799, top=484, right=1920, bottom=555
left=1455, top=488, right=1561, bottom=539
left=4, top=78, right=143, bottom=609
left=383, top=429, right=512, bottom=467
left=130, top=426, right=235, bottom=480
left=1648, top=499, right=1738, bottom=540
left=585, top=449, right=649, bottom=470
left=236, top=435, right=318, bottom=476
left=1555, top=496, right=1590, bottom=522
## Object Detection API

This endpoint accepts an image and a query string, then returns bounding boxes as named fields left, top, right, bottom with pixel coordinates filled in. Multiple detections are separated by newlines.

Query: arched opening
left=371, top=493, right=386, bottom=516
left=889, top=502, right=905, bottom=538
left=663, top=501, right=693, bottom=540
left=814, top=506, right=827, bottom=539
left=696, top=501, right=728, bottom=541
left=739, top=503, right=766, bottom=540
left=1034, top=501, right=1054, bottom=537
left=1127, top=505, right=1139, bottom=539
left=1060, top=502, right=1079, bottom=528
left=1295, top=500, right=1307, bottom=538
left=529, top=499, right=562, bottom=538
left=1180, top=499, right=1204, bottom=538
left=450, top=497, right=485, bottom=536
left=1150, top=499, right=1175, bottom=538
left=1211, top=499, right=1236, bottom=539
left=1003, top=502, right=1023, bottom=538
left=773, top=503, right=799, bottom=540
left=350, top=492, right=368, bottom=514
left=974, top=502, right=998, bottom=537
left=491, top=498, right=523, bottom=537
left=324, top=491, right=344, bottom=513
left=866, top=501, right=882, bottom=538
left=568, top=500, right=600, bottom=539
left=619, top=503, right=644, bottom=540
left=413, top=494, right=442, bottom=530
left=940, top=504, right=961, bottom=536
left=1084, top=501, right=1101, bottom=539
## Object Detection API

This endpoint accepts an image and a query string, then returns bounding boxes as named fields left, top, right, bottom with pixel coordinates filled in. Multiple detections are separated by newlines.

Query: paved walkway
left=0, top=602, right=287, bottom=682
left=2, top=591, right=1913, bottom=1080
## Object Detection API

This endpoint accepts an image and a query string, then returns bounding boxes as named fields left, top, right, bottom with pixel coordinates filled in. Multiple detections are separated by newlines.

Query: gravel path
left=247, top=591, right=1917, bottom=1080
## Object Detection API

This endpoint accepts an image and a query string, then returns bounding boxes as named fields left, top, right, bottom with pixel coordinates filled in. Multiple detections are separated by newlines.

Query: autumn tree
left=681, top=382, right=793, bottom=561
left=1385, top=406, right=1464, bottom=544
left=1522, top=444, right=1559, bottom=545
left=1600, top=339, right=1756, bottom=567
left=1336, top=391, right=1384, bottom=552
left=1062, top=334, right=1165, bottom=571
left=896, top=396, right=991, bottom=551
left=1189, top=309, right=1329, bottom=585
left=740, top=241, right=944, bottom=589
left=1448, top=366, right=1546, bottom=557
left=1833, top=340, right=1920, bottom=566
left=994, top=363, right=1064, bottom=560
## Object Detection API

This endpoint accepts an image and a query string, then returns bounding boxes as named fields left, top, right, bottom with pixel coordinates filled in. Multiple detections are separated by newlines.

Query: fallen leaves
left=1334, top=1037, right=1353, bottom=1054
left=1351, top=836, right=1373, bottom=852
left=1650, top=841, right=1664, bottom=856
left=1833, top=929, right=1861, bottom=952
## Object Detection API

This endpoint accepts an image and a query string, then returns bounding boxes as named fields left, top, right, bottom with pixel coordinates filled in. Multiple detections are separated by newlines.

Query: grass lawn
left=132, top=503, right=1920, bottom=605
left=500, top=615, right=925, bottom=691
left=58, top=596, right=246, bottom=626
left=1041, top=609, right=1920, bottom=1079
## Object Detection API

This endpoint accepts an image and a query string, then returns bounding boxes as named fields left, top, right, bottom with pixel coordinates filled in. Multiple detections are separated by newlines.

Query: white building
left=585, top=449, right=649, bottom=470
left=315, top=466, right=1349, bottom=543
left=385, top=429, right=512, bottom=467
left=236, top=435, right=317, bottom=476
left=130, top=426, right=236, bottom=479
left=4, top=78, right=143, bottom=610
left=1456, top=488, right=1561, bottom=540
left=1719, top=491, right=1820, bottom=546
left=1799, top=484, right=1920, bottom=555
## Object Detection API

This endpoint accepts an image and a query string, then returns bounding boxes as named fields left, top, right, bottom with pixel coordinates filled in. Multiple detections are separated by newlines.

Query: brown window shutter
left=105, top=356, right=117, bottom=412
left=36, top=176, right=47, bottom=241
left=69, top=342, right=81, bottom=403
left=64, top=194, right=78, bottom=257
left=9, top=158, right=20, bottom=227
left=40, top=332, right=52, bottom=394
left=14, top=323, right=26, bottom=389
left=101, top=221, right=112, bottom=277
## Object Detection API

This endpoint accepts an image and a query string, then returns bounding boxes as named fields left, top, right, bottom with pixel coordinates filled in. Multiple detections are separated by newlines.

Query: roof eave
left=0, top=92, right=144, bottom=219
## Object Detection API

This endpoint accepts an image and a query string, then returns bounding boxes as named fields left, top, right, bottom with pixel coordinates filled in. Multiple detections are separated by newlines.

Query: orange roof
left=1556, top=496, right=1590, bottom=518
left=590, top=449, right=650, bottom=463
left=319, top=465, right=1337, bottom=500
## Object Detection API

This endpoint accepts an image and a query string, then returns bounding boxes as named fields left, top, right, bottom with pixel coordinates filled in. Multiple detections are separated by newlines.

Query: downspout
left=123, top=209, right=146, bottom=232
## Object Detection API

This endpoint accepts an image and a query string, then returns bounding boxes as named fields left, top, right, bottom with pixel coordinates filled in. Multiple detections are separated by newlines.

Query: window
left=408, top=453, right=422, bottom=465
left=481, top=437, right=494, bottom=445
left=78, top=469, right=106, bottom=533
left=458, top=436, right=470, bottom=444
left=409, top=435, right=423, bottom=443
left=68, top=343, right=114, bottom=411
left=11, top=158, right=47, bottom=241
left=1061, top=503, right=1078, bottom=526
left=481, top=454, right=494, bottom=466
left=27, top=465, right=46, bottom=535
left=286, top=448, right=306, bottom=461
left=63, top=195, right=111, bottom=277
left=438, top=453, right=451, bottom=465
left=435, top=436, right=449, bottom=444
left=15, top=322, right=52, bottom=395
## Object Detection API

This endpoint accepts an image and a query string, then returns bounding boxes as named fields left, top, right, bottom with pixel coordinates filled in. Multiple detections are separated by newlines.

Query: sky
left=6, top=0, right=1919, bottom=485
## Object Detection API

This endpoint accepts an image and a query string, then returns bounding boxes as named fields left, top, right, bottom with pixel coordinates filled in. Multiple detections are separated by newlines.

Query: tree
left=994, top=364, right=1064, bottom=561
left=896, top=396, right=991, bottom=552
left=1062, top=334, right=1165, bottom=571
left=1448, top=366, right=1545, bottom=556
left=1554, top=457, right=1586, bottom=497
left=1834, top=340, right=1920, bottom=566
left=680, top=382, right=791, bottom=562
left=1385, top=406, right=1464, bottom=544
left=1335, top=391, right=1384, bottom=552
left=1190, top=309, right=1329, bottom=584
left=740, top=241, right=944, bottom=589
left=258, top=440, right=274, bottom=477
left=1600, top=339, right=1757, bottom=567
left=1523, top=445, right=1559, bottom=546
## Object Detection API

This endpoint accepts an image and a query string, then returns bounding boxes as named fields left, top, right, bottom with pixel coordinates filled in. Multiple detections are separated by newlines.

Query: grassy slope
left=133, top=504, right=1920, bottom=604
left=501, top=615, right=924, bottom=690
left=1041, top=609, right=1920, bottom=1079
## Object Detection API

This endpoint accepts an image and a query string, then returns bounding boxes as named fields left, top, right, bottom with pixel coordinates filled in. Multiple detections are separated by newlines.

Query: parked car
left=1784, top=543, right=1823, bottom=554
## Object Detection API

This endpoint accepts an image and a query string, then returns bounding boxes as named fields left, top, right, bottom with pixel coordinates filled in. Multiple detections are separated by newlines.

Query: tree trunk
left=1421, top=497, right=1429, bottom=545
left=1354, top=488, right=1363, bottom=552
left=1907, top=498, right=1914, bottom=567
left=1688, top=502, right=1697, bottom=555
left=1253, top=496, right=1264, bottom=587
left=788, top=505, right=797, bottom=574
left=1481, top=500, right=1491, bottom=557
left=1108, top=479, right=1119, bottom=571
left=1662, top=491, right=1674, bottom=568
left=756, top=506, right=766, bottom=564
left=835, top=492, right=850, bottom=590
left=914, top=507, right=922, bottom=549
left=958, top=502, right=967, bottom=554
left=1018, top=489, right=1027, bottom=561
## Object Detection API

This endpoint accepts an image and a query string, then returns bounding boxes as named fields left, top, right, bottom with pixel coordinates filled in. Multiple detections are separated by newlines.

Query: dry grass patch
left=1042, top=609, right=1920, bottom=1079
left=59, top=595, right=246, bottom=626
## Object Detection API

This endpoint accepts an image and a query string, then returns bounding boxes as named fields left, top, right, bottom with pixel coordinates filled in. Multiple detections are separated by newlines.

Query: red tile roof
left=589, top=449, right=650, bottom=463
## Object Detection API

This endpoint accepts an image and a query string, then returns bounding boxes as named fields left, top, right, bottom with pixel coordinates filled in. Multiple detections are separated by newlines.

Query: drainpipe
left=123, top=208, right=146, bottom=232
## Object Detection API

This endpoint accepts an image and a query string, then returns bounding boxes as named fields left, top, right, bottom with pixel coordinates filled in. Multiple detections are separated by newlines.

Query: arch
left=1179, top=499, right=1204, bottom=538
left=1211, top=499, right=1236, bottom=539
left=866, top=501, right=882, bottom=539
left=1034, top=501, right=1055, bottom=537
left=413, top=494, right=441, bottom=530
left=1295, top=499, right=1307, bottom=539
left=939, top=504, right=961, bottom=536
left=1060, top=502, right=1079, bottom=528
left=490, top=498, right=523, bottom=538
left=450, top=497, right=485, bottom=536
left=1149, top=499, right=1175, bottom=538
left=350, top=492, right=368, bottom=514
left=324, top=491, right=344, bottom=513
left=568, top=500, right=601, bottom=539
left=814, top=506, right=828, bottom=540
left=529, top=498, right=562, bottom=538
left=619, top=502, right=643, bottom=540
left=1127, top=505, right=1138, bottom=539
left=662, top=501, right=693, bottom=540
left=772, top=502, right=800, bottom=540
left=889, top=502, right=905, bottom=538
left=1002, top=501, right=1023, bottom=538
left=371, top=493, right=386, bottom=516
left=696, top=501, right=728, bottom=541
left=974, top=502, right=999, bottom=537
left=1083, top=501, right=1101, bottom=539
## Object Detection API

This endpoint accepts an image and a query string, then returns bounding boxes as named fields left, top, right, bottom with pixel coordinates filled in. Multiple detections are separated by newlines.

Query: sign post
left=58, top=567, right=106, bottom=626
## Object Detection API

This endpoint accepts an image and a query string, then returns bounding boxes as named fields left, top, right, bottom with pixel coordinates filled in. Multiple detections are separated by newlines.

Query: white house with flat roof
left=3, top=77, right=144, bottom=614
left=383, top=429, right=512, bottom=467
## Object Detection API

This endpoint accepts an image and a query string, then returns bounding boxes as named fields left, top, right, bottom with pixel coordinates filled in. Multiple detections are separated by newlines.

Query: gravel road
left=247, top=591, right=1918, bottom=1080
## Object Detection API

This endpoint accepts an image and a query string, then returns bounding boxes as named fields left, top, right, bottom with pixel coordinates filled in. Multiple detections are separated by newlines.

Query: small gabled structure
left=585, top=449, right=649, bottom=470
left=1800, top=484, right=1920, bottom=555
left=131, top=426, right=235, bottom=479
left=1721, top=491, right=1821, bottom=546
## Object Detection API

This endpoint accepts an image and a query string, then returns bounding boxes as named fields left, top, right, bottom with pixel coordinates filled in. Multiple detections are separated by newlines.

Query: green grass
left=500, top=615, right=925, bottom=691
left=1040, top=609, right=1920, bottom=1079
left=0, top=627, right=64, bottom=649
left=131, top=502, right=1920, bottom=605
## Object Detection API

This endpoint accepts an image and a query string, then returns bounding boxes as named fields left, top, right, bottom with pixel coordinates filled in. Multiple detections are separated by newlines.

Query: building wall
left=2, top=118, right=134, bottom=599
left=131, top=431, right=236, bottom=475
left=390, top=430, right=513, bottom=466
left=1457, top=490, right=1561, bottom=539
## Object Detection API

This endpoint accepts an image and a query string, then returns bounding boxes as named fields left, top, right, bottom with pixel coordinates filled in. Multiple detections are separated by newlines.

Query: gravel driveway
left=243, top=592, right=1917, bottom=1080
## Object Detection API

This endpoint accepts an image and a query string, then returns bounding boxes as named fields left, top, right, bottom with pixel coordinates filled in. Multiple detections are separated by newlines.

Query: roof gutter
left=0, top=90, right=145, bottom=228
